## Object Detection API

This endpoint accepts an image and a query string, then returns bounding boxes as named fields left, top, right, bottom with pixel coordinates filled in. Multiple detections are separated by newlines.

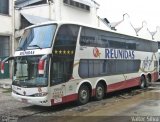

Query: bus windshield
left=17, top=24, right=57, bottom=50
left=12, top=56, right=48, bottom=88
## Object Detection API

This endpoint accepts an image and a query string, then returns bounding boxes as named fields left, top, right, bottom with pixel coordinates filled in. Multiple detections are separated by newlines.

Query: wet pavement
left=1, top=85, right=160, bottom=122
left=0, top=79, right=12, bottom=89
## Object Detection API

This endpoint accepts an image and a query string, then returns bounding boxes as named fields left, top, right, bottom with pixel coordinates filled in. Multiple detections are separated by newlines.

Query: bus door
left=50, top=24, right=79, bottom=104
left=50, top=56, right=76, bottom=105
left=50, top=60, right=67, bottom=104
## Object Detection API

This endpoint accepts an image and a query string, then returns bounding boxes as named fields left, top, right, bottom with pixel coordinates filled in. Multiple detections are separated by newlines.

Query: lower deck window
left=79, top=59, right=140, bottom=78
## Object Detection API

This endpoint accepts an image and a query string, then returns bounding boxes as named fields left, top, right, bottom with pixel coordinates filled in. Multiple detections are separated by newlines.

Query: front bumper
left=12, top=92, right=51, bottom=106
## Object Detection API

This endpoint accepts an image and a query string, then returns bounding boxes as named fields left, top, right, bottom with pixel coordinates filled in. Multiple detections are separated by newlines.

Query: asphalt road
left=1, top=85, right=160, bottom=122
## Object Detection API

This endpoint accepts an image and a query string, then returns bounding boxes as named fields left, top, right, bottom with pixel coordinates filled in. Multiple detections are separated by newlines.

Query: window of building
left=0, top=0, right=9, bottom=15
left=0, top=36, right=10, bottom=57
left=63, top=0, right=90, bottom=11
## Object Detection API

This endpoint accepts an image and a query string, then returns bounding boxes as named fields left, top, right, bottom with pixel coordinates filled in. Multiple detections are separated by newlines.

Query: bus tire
left=94, top=83, right=105, bottom=101
left=140, top=76, right=146, bottom=89
left=77, top=85, right=90, bottom=105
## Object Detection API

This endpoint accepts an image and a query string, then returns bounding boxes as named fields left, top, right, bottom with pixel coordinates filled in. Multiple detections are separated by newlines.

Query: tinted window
left=80, top=27, right=98, bottom=47
left=79, top=60, right=89, bottom=78
left=54, top=25, right=79, bottom=47
left=79, top=59, right=141, bottom=78
left=51, top=61, right=73, bottom=85
left=80, top=27, right=158, bottom=52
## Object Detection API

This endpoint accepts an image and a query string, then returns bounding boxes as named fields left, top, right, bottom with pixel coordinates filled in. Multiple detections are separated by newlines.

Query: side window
left=80, top=26, right=157, bottom=52
left=126, top=40, right=136, bottom=50
left=116, top=60, right=126, bottom=74
left=152, top=42, right=158, bottom=52
left=79, top=59, right=140, bottom=78
left=80, top=27, right=99, bottom=47
left=100, top=36, right=109, bottom=48
left=93, top=60, right=101, bottom=76
left=88, top=60, right=94, bottom=77
left=108, top=40, right=126, bottom=49
left=51, top=61, right=70, bottom=85
left=54, top=25, right=79, bottom=47
left=79, top=60, right=89, bottom=78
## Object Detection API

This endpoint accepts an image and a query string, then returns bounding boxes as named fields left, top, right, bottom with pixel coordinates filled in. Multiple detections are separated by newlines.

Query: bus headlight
left=33, top=92, right=48, bottom=97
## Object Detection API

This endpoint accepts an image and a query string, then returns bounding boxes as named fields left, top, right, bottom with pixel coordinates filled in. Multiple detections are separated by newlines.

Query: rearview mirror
left=1, top=57, right=14, bottom=74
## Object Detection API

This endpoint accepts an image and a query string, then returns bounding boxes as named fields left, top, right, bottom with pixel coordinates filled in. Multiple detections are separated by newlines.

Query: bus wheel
left=95, top=83, right=105, bottom=101
left=140, top=76, right=146, bottom=89
left=77, top=85, right=90, bottom=105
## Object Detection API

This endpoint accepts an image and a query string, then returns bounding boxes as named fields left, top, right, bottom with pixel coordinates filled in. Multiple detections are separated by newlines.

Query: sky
left=97, top=0, right=160, bottom=32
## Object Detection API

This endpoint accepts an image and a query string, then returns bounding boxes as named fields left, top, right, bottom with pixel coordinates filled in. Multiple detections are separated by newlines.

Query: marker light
left=38, top=60, right=45, bottom=74
left=1, top=62, right=4, bottom=74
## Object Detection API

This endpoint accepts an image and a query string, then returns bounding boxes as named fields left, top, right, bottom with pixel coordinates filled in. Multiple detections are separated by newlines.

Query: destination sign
left=19, top=51, right=35, bottom=56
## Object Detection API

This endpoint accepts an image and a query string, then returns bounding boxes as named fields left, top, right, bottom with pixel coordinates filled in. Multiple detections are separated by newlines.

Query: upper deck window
left=80, top=27, right=158, bottom=52
left=17, top=24, right=57, bottom=50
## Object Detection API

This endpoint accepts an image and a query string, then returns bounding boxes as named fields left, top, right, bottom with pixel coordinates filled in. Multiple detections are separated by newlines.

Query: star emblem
left=67, top=50, right=70, bottom=54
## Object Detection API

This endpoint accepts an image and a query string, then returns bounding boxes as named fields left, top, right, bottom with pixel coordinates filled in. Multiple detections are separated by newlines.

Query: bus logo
left=93, top=47, right=101, bottom=58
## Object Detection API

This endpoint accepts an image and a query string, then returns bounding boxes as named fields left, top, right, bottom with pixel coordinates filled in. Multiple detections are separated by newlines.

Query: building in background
left=14, top=0, right=109, bottom=48
left=135, top=21, right=152, bottom=40
left=0, top=0, right=14, bottom=79
left=109, top=13, right=137, bottom=37
left=0, top=0, right=158, bottom=79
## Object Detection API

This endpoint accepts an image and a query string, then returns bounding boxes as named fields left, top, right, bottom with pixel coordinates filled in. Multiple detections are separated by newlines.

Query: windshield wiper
left=28, top=44, right=42, bottom=49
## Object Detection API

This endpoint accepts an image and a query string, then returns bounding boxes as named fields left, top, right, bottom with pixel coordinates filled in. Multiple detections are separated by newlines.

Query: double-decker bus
left=1, top=21, right=158, bottom=106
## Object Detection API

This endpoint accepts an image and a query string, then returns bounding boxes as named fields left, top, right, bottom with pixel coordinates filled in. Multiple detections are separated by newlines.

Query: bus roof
left=25, top=21, right=156, bottom=42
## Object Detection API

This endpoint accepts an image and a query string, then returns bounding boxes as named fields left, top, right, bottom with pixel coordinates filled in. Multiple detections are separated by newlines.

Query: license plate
left=21, top=98, right=28, bottom=103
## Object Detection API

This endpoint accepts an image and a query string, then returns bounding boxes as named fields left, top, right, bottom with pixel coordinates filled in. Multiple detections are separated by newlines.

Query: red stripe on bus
left=107, top=77, right=140, bottom=92
left=51, top=94, right=78, bottom=105
left=108, top=72, right=158, bottom=92
left=152, top=72, right=158, bottom=81
left=51, top=72, right=158, bottom=106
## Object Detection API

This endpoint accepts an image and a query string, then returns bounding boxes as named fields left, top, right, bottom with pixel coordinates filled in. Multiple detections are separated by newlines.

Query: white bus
left=1, top=21, right=159, bottom=106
